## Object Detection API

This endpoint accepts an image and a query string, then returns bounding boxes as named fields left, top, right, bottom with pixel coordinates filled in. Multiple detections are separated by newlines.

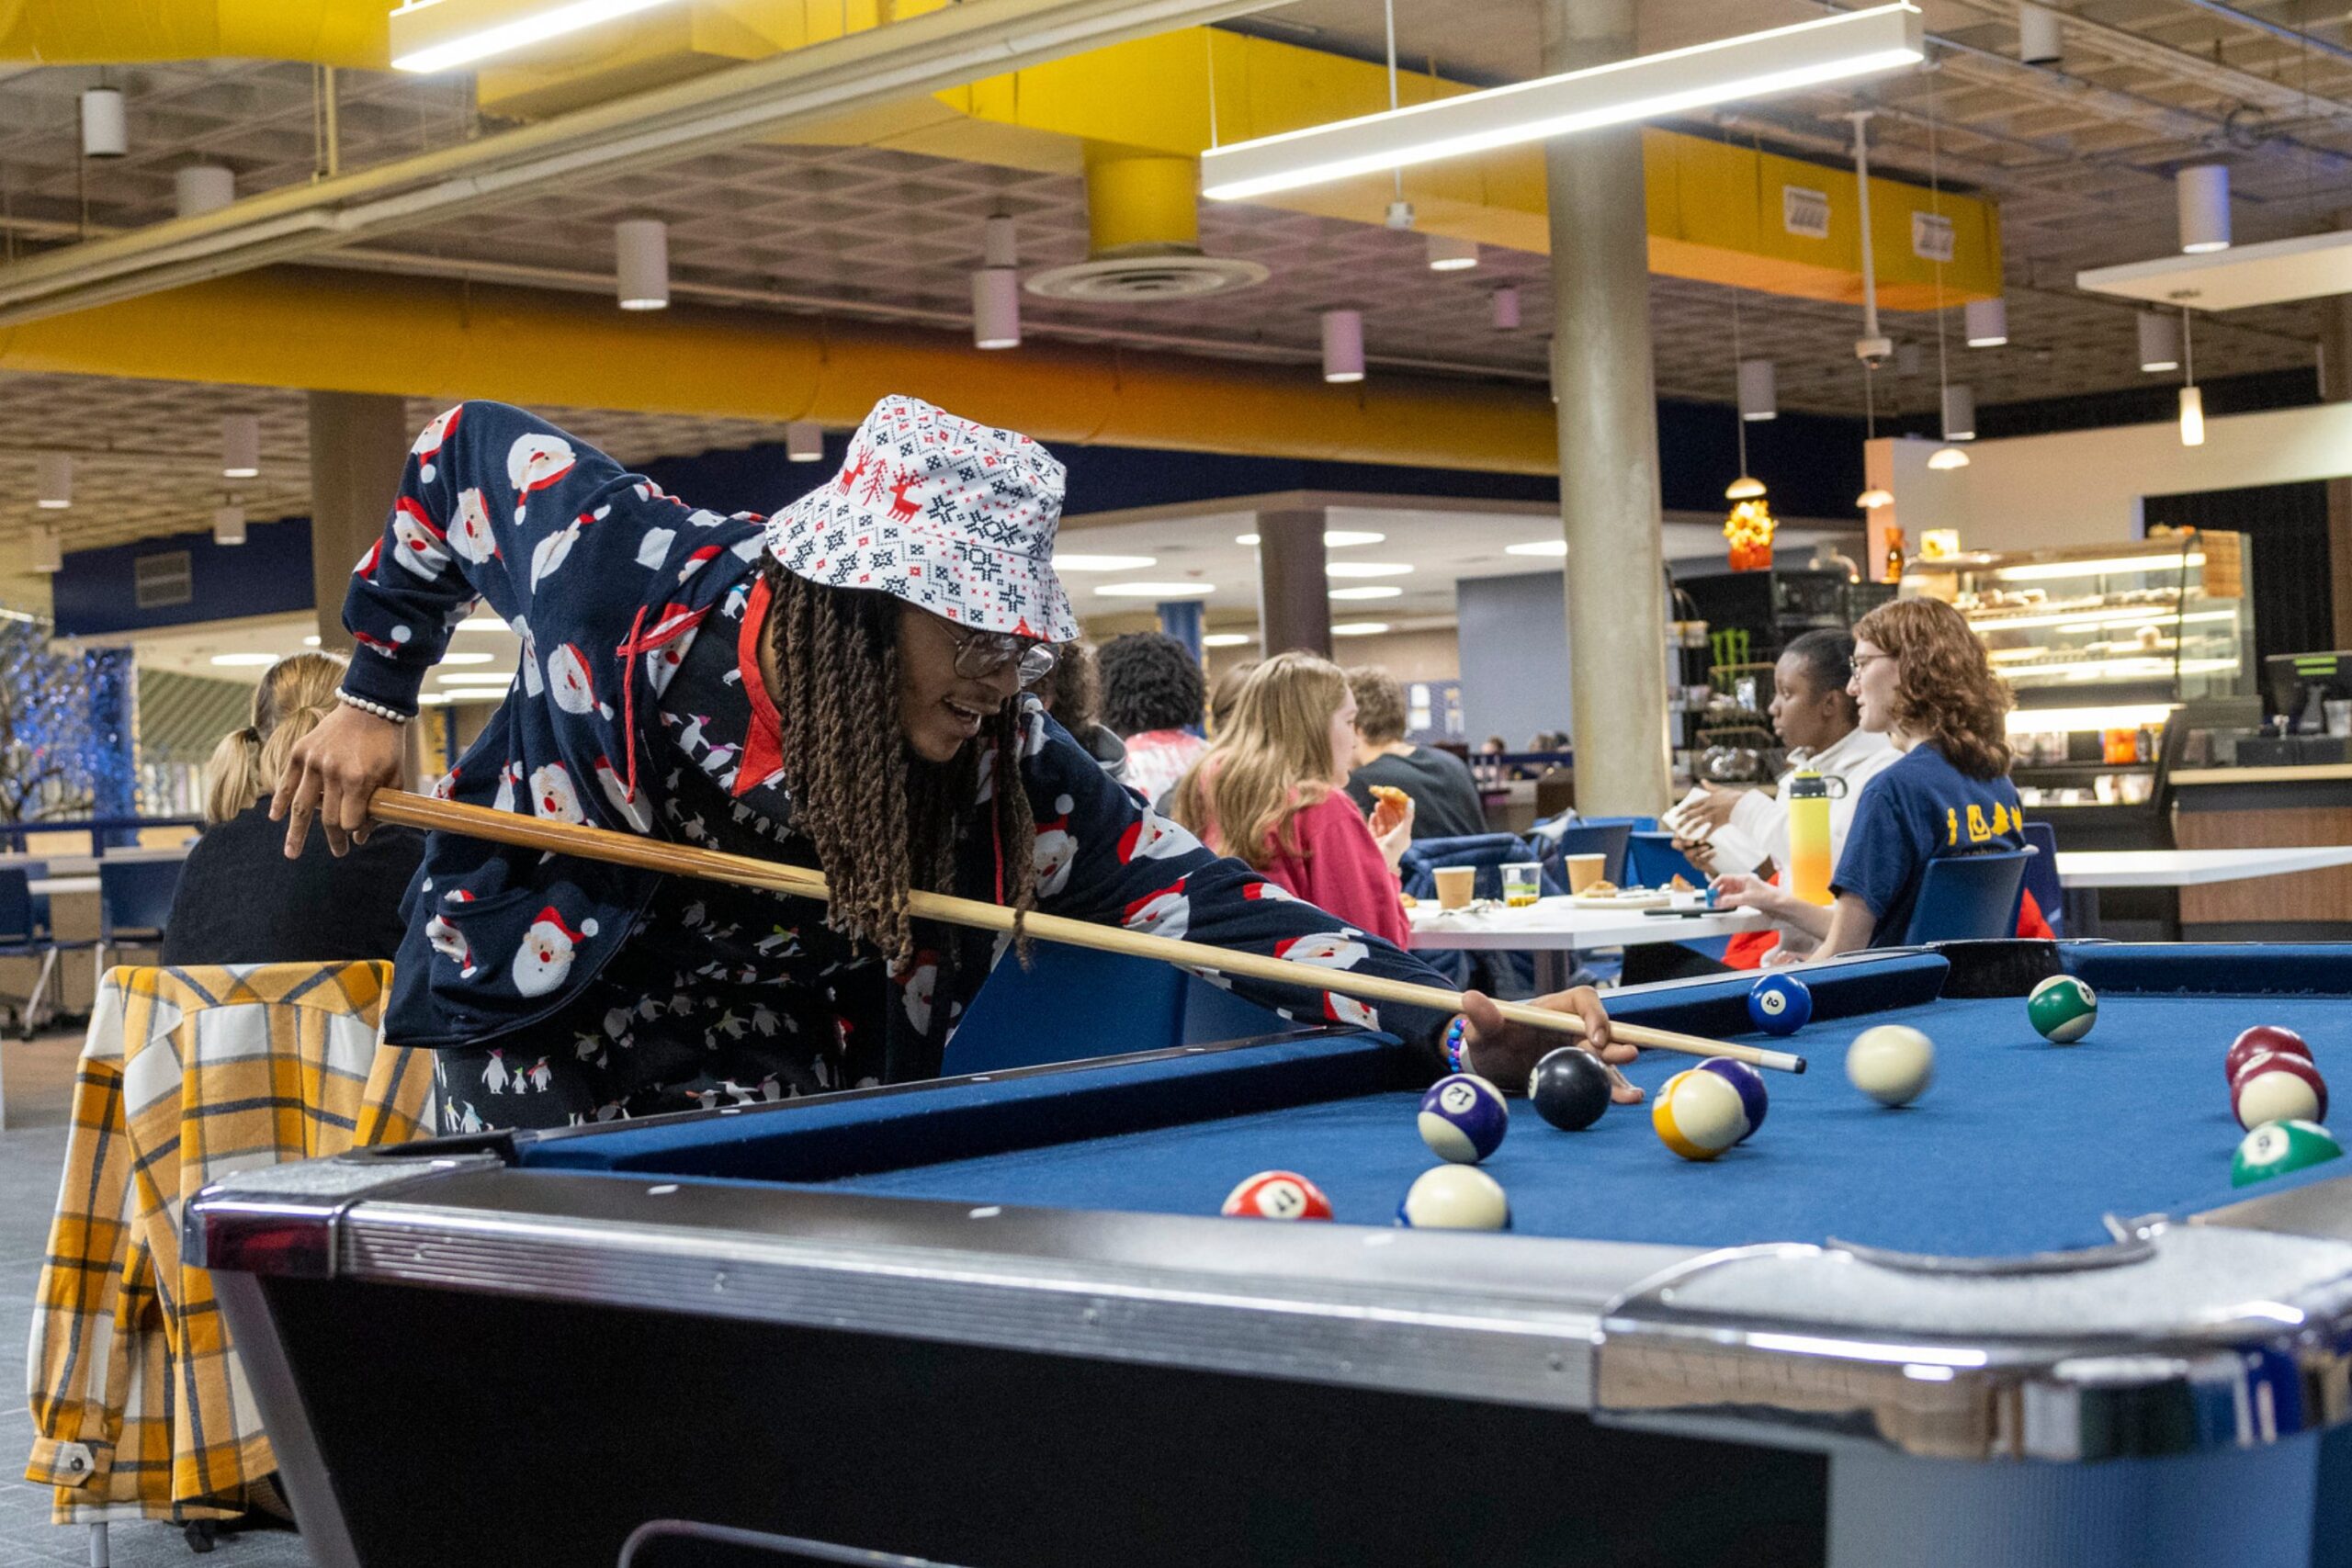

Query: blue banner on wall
left=52, top=518, right=314, bottom=637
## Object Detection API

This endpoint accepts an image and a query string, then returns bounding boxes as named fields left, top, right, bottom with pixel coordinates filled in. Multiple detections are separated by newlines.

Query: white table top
left=1408, top=895, right=1766, bottom=952
left=29, top=876, right=98, bottom=897
left=0, top=844, right=191, bottom=877
left=2054, top=846, right=2352, bottom=888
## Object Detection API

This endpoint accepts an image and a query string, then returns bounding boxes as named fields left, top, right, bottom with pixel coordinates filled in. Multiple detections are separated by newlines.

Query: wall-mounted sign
left=1782, top=186, right=1831, bottom=240
left=1911, top=211, right=1956, bottom=263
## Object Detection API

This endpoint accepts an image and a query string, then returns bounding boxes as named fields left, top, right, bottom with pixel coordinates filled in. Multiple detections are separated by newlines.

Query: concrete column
left=1255, top=507, right=1330, bottom=657
left=306, top=390, right=413, bottom=652
left=1156, top=598, right=1204, bottom=661
left=2324, top=220, right=2352, bottom=647
left=1541, top=0, right=1668, bottom=815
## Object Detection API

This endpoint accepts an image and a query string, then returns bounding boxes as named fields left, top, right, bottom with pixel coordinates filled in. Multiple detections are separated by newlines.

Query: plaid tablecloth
left=25, top=963, right=435, bottom=1523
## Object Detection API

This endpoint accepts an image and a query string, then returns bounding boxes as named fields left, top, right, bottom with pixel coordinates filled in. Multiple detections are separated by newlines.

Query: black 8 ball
left=1530, top=1046, right=1611, bottom=1131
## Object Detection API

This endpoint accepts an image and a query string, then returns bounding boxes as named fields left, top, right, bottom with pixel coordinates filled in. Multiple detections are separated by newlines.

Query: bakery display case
left=1902, top=532, right=2254, bottom=853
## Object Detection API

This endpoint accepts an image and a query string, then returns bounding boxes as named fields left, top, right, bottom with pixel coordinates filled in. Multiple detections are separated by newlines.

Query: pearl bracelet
left=336, top=689, right=413, bottom=726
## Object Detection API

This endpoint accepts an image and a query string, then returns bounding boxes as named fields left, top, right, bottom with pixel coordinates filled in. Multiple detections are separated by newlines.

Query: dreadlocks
left=760, top=556, right=1037, bottom=964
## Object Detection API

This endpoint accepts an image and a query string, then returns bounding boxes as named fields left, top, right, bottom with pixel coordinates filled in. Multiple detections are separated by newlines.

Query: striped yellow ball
left=1652, top=1066, right=1750, bottom=1162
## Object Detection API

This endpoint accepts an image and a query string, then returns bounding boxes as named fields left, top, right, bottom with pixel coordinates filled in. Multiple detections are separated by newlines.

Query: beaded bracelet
left=336, top=689, right=413, bottom=726
left=1442, top=1013, right=1471, bottom=1077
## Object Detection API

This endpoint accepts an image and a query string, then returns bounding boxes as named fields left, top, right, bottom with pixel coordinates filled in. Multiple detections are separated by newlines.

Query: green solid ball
left=2027, top=975, right=2098, bottom=1044
left=2232, top=1119, right=2343, bottom=1188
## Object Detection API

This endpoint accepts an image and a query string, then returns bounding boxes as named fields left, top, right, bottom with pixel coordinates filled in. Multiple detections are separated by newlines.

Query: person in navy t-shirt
left=1713, top=597, right=2025, bottom=961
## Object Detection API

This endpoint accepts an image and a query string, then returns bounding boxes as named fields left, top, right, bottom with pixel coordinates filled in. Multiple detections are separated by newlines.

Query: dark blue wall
left=53, top=518, right=313, bottom=637
left=1456, top=570, right=1574, bottom=746
left=636, top=399, right=1871, bottom=524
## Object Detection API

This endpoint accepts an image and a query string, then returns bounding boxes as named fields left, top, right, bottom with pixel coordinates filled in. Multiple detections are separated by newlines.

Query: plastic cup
left=1501, top=861, right=1541, bottom=908
left=1434, top=866, right=1477, bottom=909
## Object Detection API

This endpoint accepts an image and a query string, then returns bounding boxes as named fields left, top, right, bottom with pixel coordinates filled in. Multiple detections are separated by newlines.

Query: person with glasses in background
left=278, top=397, right=1622, bottom=1132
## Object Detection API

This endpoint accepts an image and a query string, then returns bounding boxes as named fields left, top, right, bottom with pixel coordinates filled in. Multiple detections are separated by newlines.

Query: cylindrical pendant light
left=1322, top=310, right=1365, bottom=384
left=175, top=164, right=234, bottom=219
left=221, top=413, right=261, bottom=479
left=36, top=452, right=71, bottom=510
left=1491, top=288, right=1521, bottom=331
left=1894, top=341, right=1923, bottom=377
left=28, top=526, right=62, bottom=574
left=213, top=504, right=248, bottom=546
left=1426, top=233, right=1478, bottom=272
left=1942, top=384, right=1978, bottom=442
left=1736, top=359, right=1777, bottom=422
left=971, top=268, right=1021, bottom=350
left=2017, top=3, right=2062, bottom=64
left=785, top=422, right=824, bottom=463
left=2137, top=310, right=2181, bottom=372
left=2178, top=385, right=2206, bottom=447
left=80, top=88, right=126, bottom=158
left=1964, top=297, right=2008, bottom=347
left=2178, top=164, right=2231, bottom=254
left=615, top=219, right=670, bottom=310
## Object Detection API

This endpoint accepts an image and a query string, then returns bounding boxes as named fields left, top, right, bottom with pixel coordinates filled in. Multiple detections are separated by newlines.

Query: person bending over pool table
left=1711, top=597, right=2026, bottom=964
left=272, top=396, right=1631, bottom=1132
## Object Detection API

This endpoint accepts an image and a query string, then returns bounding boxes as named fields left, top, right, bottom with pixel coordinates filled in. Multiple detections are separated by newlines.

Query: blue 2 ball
left=1747, top=973, right=1812, bottom=1036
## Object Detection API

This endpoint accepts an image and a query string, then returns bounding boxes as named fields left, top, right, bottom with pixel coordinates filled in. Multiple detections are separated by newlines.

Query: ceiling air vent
left=1025, top=253, right=1268, bottom=302
left=134, top=550, right=194, bottom=610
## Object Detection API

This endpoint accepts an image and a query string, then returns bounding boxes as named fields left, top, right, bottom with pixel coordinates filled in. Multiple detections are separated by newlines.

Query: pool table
left=190, top=942, right=2352, bottom=1568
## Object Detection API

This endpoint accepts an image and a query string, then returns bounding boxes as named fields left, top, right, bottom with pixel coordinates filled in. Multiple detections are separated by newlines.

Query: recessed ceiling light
left=1096, top=581, right=1217, bottom=598
left=418, top=693, right=455, bottom=705
left=302, top=635, right=321, bottom=648
left=209, top=652, right=281, bottom=668
left=1330, top=621, right=1392, bottom=637
left=441, top=651, right=495, bottom=664
left=1234, top=530, right=1386, bottom=548
left=436, top=671, right=519, bottom=684
left=1203, top=632, right=1257, bottom=648
left=1324, top=561, right=1413, bottom=579
left=1505, top=539, right=1568, bottom=558
left=1329, top=585, right=1404, bottom=600
left=458, top=615, right=508, bottom=632
left=1054, top=554, right=1159, bottom=572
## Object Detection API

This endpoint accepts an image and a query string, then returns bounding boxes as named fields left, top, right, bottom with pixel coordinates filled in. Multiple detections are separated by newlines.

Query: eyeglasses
left=945, top=623, right=1058, bottom=684
left=1851, top=652, right=1895, bottom=672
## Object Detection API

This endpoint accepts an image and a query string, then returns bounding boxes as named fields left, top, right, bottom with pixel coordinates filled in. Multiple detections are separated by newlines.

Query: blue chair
left=1903, top=850, right=2032, bottom=944
left=1537, top=822, right=1632, bottom=887
left=0, top=867, right=62, bottom=1049
left=96, top=858, right=183, bottom=988
left=1398, top=834, right=1575, bottom=998
left=944, top=943, right=1285, bottom=1075
left=2018, top=821, right=2063, bottom=938
left=1625, top=831, right=1706, bottom=890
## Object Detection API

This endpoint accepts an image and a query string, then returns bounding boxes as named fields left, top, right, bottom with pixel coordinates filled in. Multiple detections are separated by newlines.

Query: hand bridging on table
left=1368, top=792, right=1415, bottom=874
left=271, top=702, right=407, bottom=859
left=1459, top=986, right=1641, bottom=1104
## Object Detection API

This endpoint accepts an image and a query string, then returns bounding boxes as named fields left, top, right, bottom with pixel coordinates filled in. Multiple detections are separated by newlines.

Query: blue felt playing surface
left=802, top=994, right=2349, bottom=1258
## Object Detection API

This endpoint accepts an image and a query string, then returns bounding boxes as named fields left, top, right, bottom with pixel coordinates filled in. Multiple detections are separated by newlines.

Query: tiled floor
left=0, top=1032, right=314, bottom=1568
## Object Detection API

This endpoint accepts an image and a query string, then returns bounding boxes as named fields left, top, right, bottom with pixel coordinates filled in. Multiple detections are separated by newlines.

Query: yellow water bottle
left=1787, top=770, right=1834, bottom=906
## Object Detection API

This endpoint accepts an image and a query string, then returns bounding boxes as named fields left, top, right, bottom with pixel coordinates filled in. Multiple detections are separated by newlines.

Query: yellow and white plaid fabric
left=25, top=963, right=435, bottom=1523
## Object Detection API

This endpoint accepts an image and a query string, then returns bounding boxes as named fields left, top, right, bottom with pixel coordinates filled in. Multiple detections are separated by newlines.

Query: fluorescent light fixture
left=785, top=421, right=824, bottom=463
left=1053, top=554, right=1159, bottom=572
left=1234, top=530, right=1385, bottom=547
left=2178, top=384, right=2205, bottom=446
left=303, top=635, right=321, bottom=647
left=1321, top=310, right=1365, bottom=383
left=1993, top=552, right=2201, bottom=582
left=221, top=413, right=261, bottom=478
left=1329, top=585, right=1404, bottom=600
left=2004, top=703, right=2177, bottom=734
left=1927, top=445, right=1971, bottom=470
left=1201, top=4, right=1923, bottom=202
left=441, top=651, right=497, bottom=664
left=1202, top=632, right=1257, bottom=648
left=1505, top=539, right=1568, bottom=558
left=1964, top=296, right=2007, bottom=347
left=1096, top=581, right=1216, bottom=598
left=615, top=218, right=669, bottom=310
left=392, top=0, right=684, bottom=73
left=209, top=652, right=282, bottom=668
left=418, top=693, right=457, bottom=705
left=458, top=615, right=510, bottom=633
left=36, top=452, right=71, bottom=510
left=1330, top=621, right=1392, bottom=637
left=437, top=671, right=521, bottom=684
left=1324, top=561, right=1413, bottom=578
left=1426, top=233, right=1479, bottom=271
left=2137, top=310, right=2180, bottom=372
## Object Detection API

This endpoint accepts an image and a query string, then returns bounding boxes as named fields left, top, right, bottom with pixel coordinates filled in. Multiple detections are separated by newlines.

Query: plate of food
left=1568, top=881, right=1672, bottom=910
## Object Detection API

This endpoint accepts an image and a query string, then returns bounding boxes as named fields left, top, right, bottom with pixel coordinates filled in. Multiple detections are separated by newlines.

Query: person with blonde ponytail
left=161, top=652, right=424, bottom=965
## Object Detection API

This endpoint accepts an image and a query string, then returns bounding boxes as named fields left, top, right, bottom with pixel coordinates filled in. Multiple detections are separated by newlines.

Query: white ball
left=1396, top=1165, right=1510, bottom=1230
left=2235, top=1068, right=2322, bottom=1131
left=1847, top=1024, right=1935, bottom=1107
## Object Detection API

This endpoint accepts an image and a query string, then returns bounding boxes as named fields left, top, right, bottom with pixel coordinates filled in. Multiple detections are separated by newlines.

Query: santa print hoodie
left=344, top=400, right=1461, bottom=1069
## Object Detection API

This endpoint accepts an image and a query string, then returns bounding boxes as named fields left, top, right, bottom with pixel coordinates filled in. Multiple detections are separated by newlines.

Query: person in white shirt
left=1674, top=628, right=1896, bottom=878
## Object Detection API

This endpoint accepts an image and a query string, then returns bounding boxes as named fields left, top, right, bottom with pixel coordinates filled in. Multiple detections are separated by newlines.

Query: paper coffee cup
left=1433, top=866, right=1477, bottom=909
left=1565, top=854, right=1607, bottom=893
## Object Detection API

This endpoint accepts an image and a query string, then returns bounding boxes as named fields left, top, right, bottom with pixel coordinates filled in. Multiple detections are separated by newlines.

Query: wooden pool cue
left=369, top=789, right=1805, bottom=1076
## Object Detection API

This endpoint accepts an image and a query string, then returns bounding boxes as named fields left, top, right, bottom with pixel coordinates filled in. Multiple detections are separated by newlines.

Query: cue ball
left=1697, top=1057, right=1770, bottom=1142
left=1418, top=1073, right=1510, bottom=1163
left=1652, top=1067, right=1750, bottom=1161
left=2027, top=975, right=2098, bottom=1044
left=1747, top=974, right=1812, bottom=1036
left=1529, top=1047, right=1612, bottom=1131
left=2226, top=1025, right=2312, bottom=1085
left=1395, top=1165, right=1511, bottom=1230
left=1847, top=1024, right=1935, bottom=1107
left=2233, top=1054, right=2329, bottom=1131
left=1222, top=1170, right=1334, bottom=1221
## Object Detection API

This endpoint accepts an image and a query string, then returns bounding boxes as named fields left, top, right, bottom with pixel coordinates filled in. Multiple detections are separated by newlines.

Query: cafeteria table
left=2056, top=847, right=2352, bottom=936
left=1408, top=894, right=1764, bottom=987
